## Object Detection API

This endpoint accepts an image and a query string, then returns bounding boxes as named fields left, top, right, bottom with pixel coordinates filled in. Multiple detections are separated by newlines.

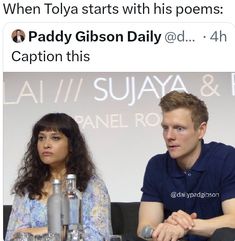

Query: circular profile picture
left=12, top=29, right=25, bottom=43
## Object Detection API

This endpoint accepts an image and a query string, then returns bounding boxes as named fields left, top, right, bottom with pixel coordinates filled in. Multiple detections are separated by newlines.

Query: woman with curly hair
left=5, top=113, right=112, bottom=241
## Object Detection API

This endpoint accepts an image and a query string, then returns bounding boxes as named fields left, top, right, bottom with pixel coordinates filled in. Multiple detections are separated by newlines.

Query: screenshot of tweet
left=1, top=0, right=235, bottom=240
left=2, top=0, right=235, bottom=70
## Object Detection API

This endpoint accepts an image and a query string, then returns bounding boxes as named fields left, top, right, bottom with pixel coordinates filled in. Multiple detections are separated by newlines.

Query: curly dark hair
left=12, top=113, right=95, bottom=199
left=159, top=91, right=209, bottom=129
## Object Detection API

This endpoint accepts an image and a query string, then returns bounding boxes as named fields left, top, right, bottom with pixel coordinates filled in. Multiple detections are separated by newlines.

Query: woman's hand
left=15, top=226, right=48, bottom=236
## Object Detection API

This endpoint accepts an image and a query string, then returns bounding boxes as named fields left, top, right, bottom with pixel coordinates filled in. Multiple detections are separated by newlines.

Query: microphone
left=140, top=225, right=154, bottom=239
left=140, top=225, right=187, bottom=241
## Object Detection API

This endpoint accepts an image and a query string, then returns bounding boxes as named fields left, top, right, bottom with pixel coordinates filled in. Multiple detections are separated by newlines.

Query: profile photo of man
left=12, top=29, right=25, bottom=43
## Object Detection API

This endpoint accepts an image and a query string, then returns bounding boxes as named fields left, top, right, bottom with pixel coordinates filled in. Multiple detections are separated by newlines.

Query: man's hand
left=152, top=222, right=186, bottom=241
left=164, top=210, right=197, bottom=230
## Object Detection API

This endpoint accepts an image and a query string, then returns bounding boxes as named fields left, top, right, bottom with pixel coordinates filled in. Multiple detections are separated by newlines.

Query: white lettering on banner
left=170, top=75, right=188, bottom=92
left=93, top=77, right=108, bottom=100
left=3, top=75, right=189, bottom=105
left=135, top=113, right=161, bottom=127
left=4, top=79, right=83, bottom=104
left=40, top=80, right=43, bottom=104
left=17, top=81, right=38, bottom=103
left=232, top=73, right=235, bottom=96
left=54, top=78, right=83, bottom=103
left=4, top=80, right=43, bottom=104
left=74, top=114, right=128, bottom=129
left=200, top=74, right=220, bottom=97
left=154, top=75, right=171, bottom=96
left=137, top=76, right=160, bottom=104
left=94, top=77, right=133, bottom=102
left=54, top=79, right=72, bottom=103
left=94, top=75, right=187, bottom=106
